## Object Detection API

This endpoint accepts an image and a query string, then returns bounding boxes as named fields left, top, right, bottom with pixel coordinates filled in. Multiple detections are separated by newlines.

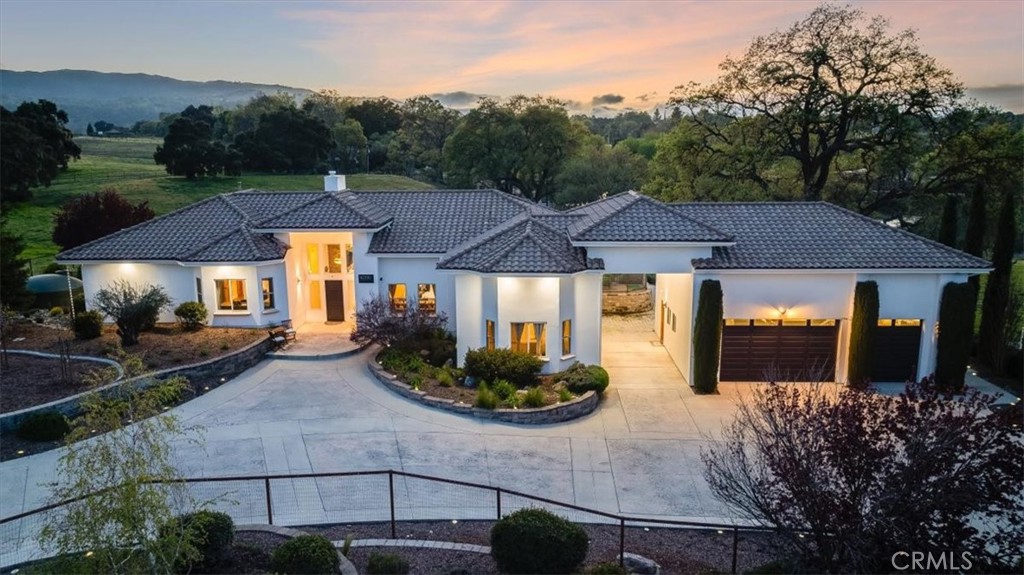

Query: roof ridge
left=252, top=192, right=331, bottom=227
left=334, top=191, right=393, bottom=225
left=631, top=195, right=734, bottom=241
left=438, top=212, right=531, bottom=264
left=570, top=192, right=640, bottom=236
left=219, top=194, right=253, bottom=223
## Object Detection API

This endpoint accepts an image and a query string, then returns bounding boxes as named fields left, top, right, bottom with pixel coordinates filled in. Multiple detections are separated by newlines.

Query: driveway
left=1, top=314, right=746, bottom=530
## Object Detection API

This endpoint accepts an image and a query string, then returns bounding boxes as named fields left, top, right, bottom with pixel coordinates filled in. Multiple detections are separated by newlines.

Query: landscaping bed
left=0, top=354, right=105, bottom=412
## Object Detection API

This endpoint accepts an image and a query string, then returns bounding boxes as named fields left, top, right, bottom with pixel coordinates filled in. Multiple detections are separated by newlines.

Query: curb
left=267, top=342, right=370, bottom=361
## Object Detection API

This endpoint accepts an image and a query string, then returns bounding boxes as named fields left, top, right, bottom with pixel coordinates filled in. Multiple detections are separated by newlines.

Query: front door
left=325, top=280, right=345, bottom=322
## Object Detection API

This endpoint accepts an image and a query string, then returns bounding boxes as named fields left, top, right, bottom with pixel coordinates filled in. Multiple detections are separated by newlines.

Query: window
left=346, top=244, right=354, bottom=272
left=215, top=279, right=247, bottom=311
left=894, top=318, right=922, bottom=327
left=511, top=322, right=546, bottom=357
left=561, top=319, right=572, bottom=356
left=486, top=320, right=495, bottom=350
left=327, top=244, right=343, bottom=273
left=418, top=283, right=436, bottom=315
left=725, top=319, right=751, bottom=326
left=810, top=319, right=837, bottom=326
left=309, top=280, right=322, bottom=309
left=261, top=278, right=275, bottom=310
left=782, top=319, right=808, bottom=326
left=388, top=283, right=407, bottom=313
left=754, top=319, right=779, bottom=326
left=195, top=277, right=203, bottom=304
left=306, top=244, right=319, bottom=274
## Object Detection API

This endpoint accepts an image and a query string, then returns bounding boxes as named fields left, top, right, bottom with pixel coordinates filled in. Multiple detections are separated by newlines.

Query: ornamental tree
left=693, top=279, right=723, bottom=394
left=934, top=282, right=975, bottom=392
left=847, top=281, right=879, bottom=388
left=92, top=280, right=172, bottom=346
left=53, top=188, right=155, bottom=251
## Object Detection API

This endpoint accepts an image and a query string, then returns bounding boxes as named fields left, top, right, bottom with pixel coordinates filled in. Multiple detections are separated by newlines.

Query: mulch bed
left=0, top=354, right=103, bottom=412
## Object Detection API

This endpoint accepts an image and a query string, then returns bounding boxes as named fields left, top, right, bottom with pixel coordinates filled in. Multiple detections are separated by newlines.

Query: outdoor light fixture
left=451, top=520, right=458, bottom=524
left=16, top=450, right=24, bottom=455
left=717, top=529, right=724, bottom=534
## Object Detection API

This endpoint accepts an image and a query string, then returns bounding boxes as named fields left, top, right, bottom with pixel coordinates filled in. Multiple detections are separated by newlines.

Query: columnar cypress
left=693, top=279, right=723, bottom=394
left=935, top=282, right=976, bottom=392
left=847, top=281, right=879, bottom=387
left=937, top=195, right=959, bottom=248
left=963, top=187, right=987, bottom=291
left=978, top=191, right=1017, bottom=368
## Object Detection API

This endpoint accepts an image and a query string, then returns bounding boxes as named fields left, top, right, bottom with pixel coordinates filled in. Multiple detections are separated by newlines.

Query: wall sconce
left=772, top=305, right=789, bottom=317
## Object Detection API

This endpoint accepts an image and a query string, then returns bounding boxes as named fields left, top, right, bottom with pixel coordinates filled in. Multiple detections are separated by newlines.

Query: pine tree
left=978, top=191, right=1017, bottom=368
left=86, top=123, right=95, bottom=136
left=963, top=187, right=987, bottom=291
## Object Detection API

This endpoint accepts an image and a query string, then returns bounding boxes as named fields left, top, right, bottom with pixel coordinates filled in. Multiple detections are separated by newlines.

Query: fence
left=0, top=469, right=779, bottom=573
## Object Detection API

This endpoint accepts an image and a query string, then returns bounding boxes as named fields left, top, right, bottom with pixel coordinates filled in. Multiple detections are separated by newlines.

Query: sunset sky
left=1, top=0, right=1022, bottom=112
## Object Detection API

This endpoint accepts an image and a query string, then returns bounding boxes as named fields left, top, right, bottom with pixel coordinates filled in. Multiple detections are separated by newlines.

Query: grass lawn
left=5, top=137, right=435, bottom=269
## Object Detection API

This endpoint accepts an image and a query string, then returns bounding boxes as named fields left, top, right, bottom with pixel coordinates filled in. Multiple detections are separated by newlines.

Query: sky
left=1, top=0, right=1022, bottom=113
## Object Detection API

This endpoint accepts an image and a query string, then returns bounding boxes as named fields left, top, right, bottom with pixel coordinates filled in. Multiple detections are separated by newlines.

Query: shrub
left=847, top=281, right=878, bottom=389
left=367, top=552, right=410, bottom=575
left=270, top=534, right=339, bottom=575
left=164, top=510, right=234, bottom=572
left=490, top=508, right=588, bottom=574
left=491, top=379, right=518, bottom=402
left=73, top=310, right=104, bottom=340
left=436, top=368, right=455, bottom=387
left=174, top=301, right=208, bottom=331
left=523, top=386, right=547, bottom=408
left=49, top=306, right=64, bottom=316
left=378, top=347, right=427, bottom=375
left=693, top=279, right=723, bottom=394
left=16, top=410, right=71, bottom=441
left=394, top=330, right=456, bottom=368
left=92, top=280, right=172, bottom=346
left=588, top=562, right=628, bottom=575
left=463, top=347, right=543, bottom=387
left=476, top=382, right=499, bottom=409
left=558, top=387, right=573, bottom=402
left=559, top=362, right=610, bottom=395
left=351, top=295, right=449, bottom=347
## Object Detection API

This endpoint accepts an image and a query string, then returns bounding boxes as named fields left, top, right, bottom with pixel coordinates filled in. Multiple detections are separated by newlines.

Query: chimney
left=324, top=170, right=347, bottom=192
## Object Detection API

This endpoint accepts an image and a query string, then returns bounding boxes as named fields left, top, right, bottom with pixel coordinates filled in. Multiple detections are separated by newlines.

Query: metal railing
left=1, top=469, right=779, bottom=572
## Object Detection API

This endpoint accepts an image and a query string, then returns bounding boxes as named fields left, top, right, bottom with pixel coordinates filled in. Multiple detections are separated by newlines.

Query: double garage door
left=719, top=319, right=922, bottom=383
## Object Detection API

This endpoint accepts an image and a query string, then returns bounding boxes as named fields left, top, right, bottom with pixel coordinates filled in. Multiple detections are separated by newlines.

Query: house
left=56, top=173, right=990, bottom=384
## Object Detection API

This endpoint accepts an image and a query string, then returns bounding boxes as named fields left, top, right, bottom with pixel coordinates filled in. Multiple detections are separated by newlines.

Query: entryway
left=601, top=312, right=687, bottom=386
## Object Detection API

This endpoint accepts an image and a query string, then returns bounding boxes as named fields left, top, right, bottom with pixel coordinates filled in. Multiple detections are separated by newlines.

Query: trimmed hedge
left=491, top=508, right=589, bottom=574
left=73, top=310, right=104, bottom=340
left=558, top=362, right=610, bottom=395
left=174, top=301, right=208, bottom=331
left=16, top=411, right=70, bottom=442
left=367, top=552, right=410, bottom=575
left=935, top=282, right=976, bottom=392
left=165, top=510, right=234, bottom=573
left=464, top=347, right=543, bottom=387
left=693, top=279, right=723, bottom=394
left=847, top=281, right=879, bottom=388
left=270, top=534, right=339, bottom=575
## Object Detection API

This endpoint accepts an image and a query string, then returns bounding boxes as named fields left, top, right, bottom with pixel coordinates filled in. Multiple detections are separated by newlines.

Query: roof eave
left=692, top=266, right=994, bottom=275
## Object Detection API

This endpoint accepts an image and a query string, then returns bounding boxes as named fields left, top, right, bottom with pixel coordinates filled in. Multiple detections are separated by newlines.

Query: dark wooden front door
left=720, top=320, right=840, bottom=382
left=325, top=280, right=345, bottom=322
left=871, top=321, right=922, bottom=382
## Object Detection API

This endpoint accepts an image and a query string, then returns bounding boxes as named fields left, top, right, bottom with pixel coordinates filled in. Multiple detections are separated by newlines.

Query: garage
left=871, top=319, right=922, bottom=382
left=719, top=319, right=840, bottom=382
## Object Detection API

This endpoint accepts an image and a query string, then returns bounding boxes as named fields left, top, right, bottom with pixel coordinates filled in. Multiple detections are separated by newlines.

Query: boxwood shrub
left=73, top=310, right=104, bottom=340
left=464, top=347, right=542, bottom=387
left=16, top=411, right=71, bottom=442
left=367, top=551, right=410, bottom=575
left=270, top=534, right=339, bottom=575
left=178, top=510, right=234, bottom=572
left=558, top=362, right=610, bottom=395
left=490, top=508, right=588, bottom=574
left=174, top=301, right=208, bottom=331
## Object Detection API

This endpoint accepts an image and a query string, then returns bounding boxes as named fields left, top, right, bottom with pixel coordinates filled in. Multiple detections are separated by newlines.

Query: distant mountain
left=0, top=69, right=313, bottom=133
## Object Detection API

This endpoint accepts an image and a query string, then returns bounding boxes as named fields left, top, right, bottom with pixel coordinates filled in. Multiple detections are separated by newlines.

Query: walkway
left=266, top=322, right=364, bottom=359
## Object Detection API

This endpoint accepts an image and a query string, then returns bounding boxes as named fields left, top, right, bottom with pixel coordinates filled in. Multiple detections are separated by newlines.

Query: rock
left=619, top=552, right=660, bottom=575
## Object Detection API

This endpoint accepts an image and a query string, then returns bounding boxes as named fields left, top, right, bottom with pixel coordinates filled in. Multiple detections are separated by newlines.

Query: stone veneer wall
left=602, top=289, right=653, bottom=314
left=0, top=337, right=274, bottom=433
left=367, top=359, right=599, bottom=424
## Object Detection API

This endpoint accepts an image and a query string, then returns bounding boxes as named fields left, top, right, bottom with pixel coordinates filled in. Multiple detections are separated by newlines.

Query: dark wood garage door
left=720, top=320, right=840, bottom=382
left=871, top=319, right=922, bottom=382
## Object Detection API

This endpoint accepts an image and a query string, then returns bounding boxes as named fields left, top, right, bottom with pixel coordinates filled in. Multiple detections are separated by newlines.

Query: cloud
left=636, top=91, right=658, bottom=102
left=428, top=91, right=489, bottom=107
left=591, top=93, right=625, bottom=106
left=965, top=84, right=1024, bottom=114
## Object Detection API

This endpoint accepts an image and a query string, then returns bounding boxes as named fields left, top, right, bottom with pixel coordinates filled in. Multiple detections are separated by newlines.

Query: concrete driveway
left=1, top=314, right=746, bottom=530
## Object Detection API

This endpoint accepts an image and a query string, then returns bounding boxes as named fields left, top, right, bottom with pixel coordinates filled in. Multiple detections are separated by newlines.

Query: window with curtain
left=418, top=283, right=436, bottom=315
left=215, top=279, right=247, bottom=311
left=388, top=283, right=407, bottom=313
left=562, top=319, right=571, bottom=356
left=485, top=320, right=495, bottom=350
left=261, top=278, right=275, bottom=310
left=511, top=322, right=546, bottom=356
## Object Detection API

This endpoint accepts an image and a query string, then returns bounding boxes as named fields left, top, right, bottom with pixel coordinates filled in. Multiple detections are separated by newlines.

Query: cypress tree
left=693, top=279, right=723, bottom=394
left=937, top=195, right=959, bottom=248
left=86, top=123, right=95, bottom=137
left=963, top=187, right=987, bottom=291
left=847, top=281, right=879, bottom=388
left=978, top=191, right=1017, bottom=368
left=935, top=282, right=976, bottom=392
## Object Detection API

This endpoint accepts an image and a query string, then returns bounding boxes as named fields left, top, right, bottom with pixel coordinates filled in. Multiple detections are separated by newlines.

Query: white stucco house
left=57, top=173, right=990, bottom=384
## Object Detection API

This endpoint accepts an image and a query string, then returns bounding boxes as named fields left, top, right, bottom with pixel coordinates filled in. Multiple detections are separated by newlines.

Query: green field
left=5, top=137, right=435, bottom=269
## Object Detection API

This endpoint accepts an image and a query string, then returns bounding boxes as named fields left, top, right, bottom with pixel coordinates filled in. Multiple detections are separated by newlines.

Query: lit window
left=782, top=319, right=808, bottom=327
left=486, top=320, right=495, bottom=350
left=754, top=319, right=779, bottom=326
left=724, top=319, right=751, bottom=326
left=309, top=280, right=322, bottom=309
left=306, top=244, right=319, bottom=274
left=511, top=322, right=546, bottom=357
left=327, top=244, right=343, bottom=273
left=215, top=279, right=247, bottom=311
left=346, top=244, right=354, bottom=272
left=894, top=319, right=922, bottom=327
left=810, top=319, right=837, bottom=326
left=877, top=319, right=893, bottom=327
left=561, top=320, right=572, bottom=356
left=388, top=284, right=407, bottom=313
left=195, top=277, right=203, bottom=304
left=418, top=283, right=436, bottom=315
left=261, top=278, right=275, bottom=310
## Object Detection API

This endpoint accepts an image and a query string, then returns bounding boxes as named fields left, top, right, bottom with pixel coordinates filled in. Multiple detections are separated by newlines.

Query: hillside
left=0, top=69, right=313, bottom=133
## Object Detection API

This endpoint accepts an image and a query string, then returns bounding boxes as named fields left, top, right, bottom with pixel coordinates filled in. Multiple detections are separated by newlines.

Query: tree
left=388, top=95, right=459, bottom=181
left=350, top=295, right=448, bottom=347
left=0, top=219, right=32, bottom=309
left=233, top=107, right=334, bottom=173
left=331, top=118, right=368, bottom=173
left=347, top=96, right=402, bottom=138
left=692, top=279, right=723, bottom=394
left=672, top=4, right=962, bottom=201
left=935, top=282, right=975, bottom=392
left=554, top=145, right=647, bottom=206
left=92, top=280, right=172, bottom=346
left=224, top=92, right=297, bottom=137
left=40, top=354, right=203, bottom=574
left=847, top=281, right=879, bottom=388
left=153, top=105, right=226, bottom=179
left=0, top=100, right=81, bottom=201
left=53, top=188, right=155, bottom=251
left=978, top=191, right=1017, bottom=369
left=937, top=195, right=959, bottom=247
left=702, top=380, right=1023, bottom=573
left=964, top=186, right=987, bottom=291
left=300, top=89, right=354, bottom=129
left=86, top=122, right=96, bottom=136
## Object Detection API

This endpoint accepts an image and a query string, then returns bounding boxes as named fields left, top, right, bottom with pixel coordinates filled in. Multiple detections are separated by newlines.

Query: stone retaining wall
left=0, top=337, right=274, bottom=433
left=602, top=289, right=653, bottom=314
left=367, top=358, right=599, bottom=424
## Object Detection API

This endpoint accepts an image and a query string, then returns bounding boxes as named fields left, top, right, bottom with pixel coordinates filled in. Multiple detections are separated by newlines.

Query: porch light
left=16, top=450, right=24, bottom=455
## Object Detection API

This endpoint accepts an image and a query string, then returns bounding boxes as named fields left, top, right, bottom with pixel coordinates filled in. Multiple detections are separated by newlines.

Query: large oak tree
left=0, top=100, right=81, bottom=202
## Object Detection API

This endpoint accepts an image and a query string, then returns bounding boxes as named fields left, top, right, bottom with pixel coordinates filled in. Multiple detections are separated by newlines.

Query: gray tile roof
left=671, top=202, right=992, bottom=270
left=438, top=214, right=603, bottom=274
left=567, top=191, right=733, bottom=243
left=251, top=191, right=391, bottom=230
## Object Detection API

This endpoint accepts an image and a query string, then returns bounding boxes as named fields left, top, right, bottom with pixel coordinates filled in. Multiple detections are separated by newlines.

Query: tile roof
left=437, top=214, right=603, bottom=274
left=251, top=191, right=391, bottom=230
left=566, top=191, right=733, bottom=243
left=671, top=202, right=992, bottom=270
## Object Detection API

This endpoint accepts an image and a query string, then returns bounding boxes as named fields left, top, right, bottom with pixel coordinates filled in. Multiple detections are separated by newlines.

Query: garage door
left=871, top=319, right=922, bottom=382
left=720, top=319, right=840, bottom=382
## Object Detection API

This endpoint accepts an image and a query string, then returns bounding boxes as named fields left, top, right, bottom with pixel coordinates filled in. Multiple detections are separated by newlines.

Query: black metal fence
left=0, top=469, right=778, bottom=573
